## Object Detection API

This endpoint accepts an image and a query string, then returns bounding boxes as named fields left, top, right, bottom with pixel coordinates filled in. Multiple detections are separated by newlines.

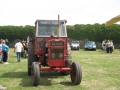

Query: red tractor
left=28, top=15, right=82, bottom=86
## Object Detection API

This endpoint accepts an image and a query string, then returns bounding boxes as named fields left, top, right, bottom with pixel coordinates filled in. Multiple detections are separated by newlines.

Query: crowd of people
left=14, top=36, right=29, bottom=62
left=102, top=39, right=114, bottom=53
left=0, top=36, right=30, bottom=64
left=0, top=37, right=114, bottom=65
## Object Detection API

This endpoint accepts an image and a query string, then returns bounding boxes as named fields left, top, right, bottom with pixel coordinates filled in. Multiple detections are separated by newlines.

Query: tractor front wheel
left=31, top=62, right=40, bottom=86
left=70, top=62, right=82, bottom=85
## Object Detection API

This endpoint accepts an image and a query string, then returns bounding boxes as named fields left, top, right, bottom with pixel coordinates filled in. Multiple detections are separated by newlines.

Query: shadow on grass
left=39, top=72, right=72, bottom=86
left=39, top=72, right=75, bottom=86
left=59, top=82, right=74, bottom=86
left=82, top=49, right=96, bottom=51
left=1, top=71, right=72, bottom=87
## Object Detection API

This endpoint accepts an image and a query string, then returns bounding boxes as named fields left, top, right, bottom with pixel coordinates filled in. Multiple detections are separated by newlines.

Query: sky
left=0, top=0, right=120, bottom=26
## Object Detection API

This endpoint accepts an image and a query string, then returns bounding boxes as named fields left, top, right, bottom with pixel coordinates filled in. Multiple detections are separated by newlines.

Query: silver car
left=71, top=41, right=80, bottom=50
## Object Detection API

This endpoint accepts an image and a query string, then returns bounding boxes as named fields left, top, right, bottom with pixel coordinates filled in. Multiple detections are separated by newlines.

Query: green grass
left=0, top=48, right=120, bottom=90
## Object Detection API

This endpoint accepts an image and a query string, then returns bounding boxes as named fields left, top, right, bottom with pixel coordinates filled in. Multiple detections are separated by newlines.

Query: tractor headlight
left=51, top=53, right=55, bottom=59
left=59, top=53, right=63, bottom=58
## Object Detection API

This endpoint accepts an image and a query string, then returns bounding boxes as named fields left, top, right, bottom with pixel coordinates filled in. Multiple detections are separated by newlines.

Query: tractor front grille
left=50, top=48, right=64, bottom=59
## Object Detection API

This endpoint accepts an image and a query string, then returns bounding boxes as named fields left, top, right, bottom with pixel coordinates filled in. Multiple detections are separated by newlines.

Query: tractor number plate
left=51, top=42, right=64, bottom=46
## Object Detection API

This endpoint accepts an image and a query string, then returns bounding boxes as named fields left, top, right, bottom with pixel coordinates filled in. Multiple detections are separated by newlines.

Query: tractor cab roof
left=35, top=20, right=67, bottom=37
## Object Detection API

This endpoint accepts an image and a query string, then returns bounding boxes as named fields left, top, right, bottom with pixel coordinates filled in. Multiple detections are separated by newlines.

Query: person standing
left=5, top=39, right=10, bottom=60
left=106, top=40, right=110, bottom=53
left=5, top=39, right=10, bottom=47
left=103, top=39, right=107, bottom=51
left=0, top=40, right=3, bottom=63
left=109, top=40, right=114, bottom=53
left=2, top=40, right=9, bottom=64
left=22, top=40, right=28, bottom=53
left=26, top=36, right=30, bottom=47
left=102, top=40, right=106, bottom=51
left=14, top=40, right=23, bottom=62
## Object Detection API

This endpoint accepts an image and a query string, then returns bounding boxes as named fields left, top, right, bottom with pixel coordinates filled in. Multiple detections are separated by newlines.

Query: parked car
left=71, top=41, right=80, bottom=50
left=84, top=41, right=96, bottom=51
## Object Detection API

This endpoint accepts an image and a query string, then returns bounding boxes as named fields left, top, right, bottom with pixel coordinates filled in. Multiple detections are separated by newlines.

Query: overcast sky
left=0, top=0, right=120, bottom=26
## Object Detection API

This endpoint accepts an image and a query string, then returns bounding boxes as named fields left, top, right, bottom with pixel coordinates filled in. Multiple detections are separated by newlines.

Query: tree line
left=0, top=25, right=34, bottom=41
left=0, top=23, right=120, bottom=44
left=67, top=23, right=120, bottom=44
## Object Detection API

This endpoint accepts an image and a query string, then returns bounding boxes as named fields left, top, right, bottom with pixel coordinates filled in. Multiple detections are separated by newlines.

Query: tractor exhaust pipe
left=58, top=14, right=60, bottom=37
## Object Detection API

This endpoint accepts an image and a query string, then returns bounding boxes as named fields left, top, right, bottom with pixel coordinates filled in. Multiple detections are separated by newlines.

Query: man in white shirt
left=14, top=40, right=23, bottom=62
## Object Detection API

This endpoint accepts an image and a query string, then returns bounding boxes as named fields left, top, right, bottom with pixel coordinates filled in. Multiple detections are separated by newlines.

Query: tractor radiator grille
left=50, top=49, right=64, bottom=59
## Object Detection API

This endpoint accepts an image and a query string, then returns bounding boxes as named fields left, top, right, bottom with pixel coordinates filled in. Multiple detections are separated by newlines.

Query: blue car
left=84, top=41, right=96, bottom=51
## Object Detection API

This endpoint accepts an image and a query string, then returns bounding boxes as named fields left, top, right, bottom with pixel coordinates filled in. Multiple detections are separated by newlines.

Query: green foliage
left=0, top=24, right=120, bottom=44
left=67, top=24, right=120, bottom=44
left=0, top=25, right=34, bottom=41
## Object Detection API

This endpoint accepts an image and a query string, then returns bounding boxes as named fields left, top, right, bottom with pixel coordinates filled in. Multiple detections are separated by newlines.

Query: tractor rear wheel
left=31, top=62, right=40, bottom=86
left=60, top=43, right=72, bottom=75
left=70, top=62, right=82, bottom=85
left=28, top=42, right=36, bottom=75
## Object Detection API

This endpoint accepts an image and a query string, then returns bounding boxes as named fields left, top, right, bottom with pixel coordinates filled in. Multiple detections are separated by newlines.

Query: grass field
left=0, top=48, right=120, bottom=90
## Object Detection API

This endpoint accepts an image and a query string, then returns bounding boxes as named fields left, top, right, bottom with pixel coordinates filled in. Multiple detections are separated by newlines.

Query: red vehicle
left=28, top=16, right=82, bottom=86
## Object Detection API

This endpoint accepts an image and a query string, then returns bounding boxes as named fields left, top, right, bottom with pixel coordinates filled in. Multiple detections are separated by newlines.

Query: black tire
left=76, top=62, right=82, bottom=84
left=28, top=42, right=36, bottom=75
left=31, top=62, right=40, bottom=86
left=60, top=43, right=72, bottom=75
left=70, top=62, right=82, bottom=85
left=92, top=49, right=96, bottom=51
